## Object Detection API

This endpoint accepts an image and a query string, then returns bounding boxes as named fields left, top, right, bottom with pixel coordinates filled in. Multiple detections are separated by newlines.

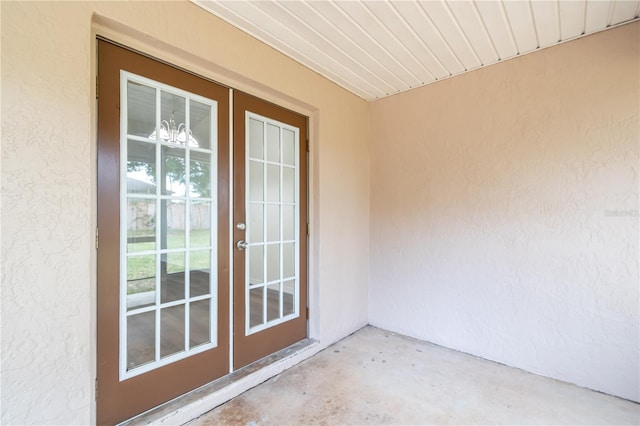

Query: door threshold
left=119, top=338, right=320, bottom=426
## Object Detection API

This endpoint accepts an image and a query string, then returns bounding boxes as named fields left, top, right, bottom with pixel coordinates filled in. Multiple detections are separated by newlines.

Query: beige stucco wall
left=369, top=22, right=639, bottom=402
left=1, top=1, right=369, bottom=424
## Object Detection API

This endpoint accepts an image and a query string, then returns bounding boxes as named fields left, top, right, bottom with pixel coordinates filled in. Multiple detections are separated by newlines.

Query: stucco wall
left=1, top=1, right=369, bottom=424
left=369, top=22, right=639, bottom=402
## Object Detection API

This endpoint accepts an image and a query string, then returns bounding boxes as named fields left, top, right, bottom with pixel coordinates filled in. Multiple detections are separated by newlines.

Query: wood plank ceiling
left=193, top=0, right=640, bottom=101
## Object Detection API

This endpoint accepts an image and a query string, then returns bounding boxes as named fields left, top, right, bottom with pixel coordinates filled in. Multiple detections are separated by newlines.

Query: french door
left=232, top=93, right=308, bottom=369
left=97, top=40, right=307, bottom=425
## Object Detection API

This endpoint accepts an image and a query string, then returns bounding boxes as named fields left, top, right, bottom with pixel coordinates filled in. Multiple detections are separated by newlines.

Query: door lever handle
left=236, top=240, right=249, bottom=250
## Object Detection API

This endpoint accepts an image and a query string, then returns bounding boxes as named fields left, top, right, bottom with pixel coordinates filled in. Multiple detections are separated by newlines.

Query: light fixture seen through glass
left=149, top=112, right=199, bottom=147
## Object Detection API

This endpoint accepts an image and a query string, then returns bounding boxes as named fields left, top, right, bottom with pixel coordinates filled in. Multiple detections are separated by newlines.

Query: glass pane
left=267, top=244, right=280, bottom=282
left=161, top=200, right=185, bottom=250
left=282, top=129, right=295, bottom=166
left=161, top=147, right=186, bottom=197
left=127, top=81, right=156, bottom=138
left=190, top=100, right=211, bottom=150
left=190, top=151, right=211, bottom=198
left=266, top=204, right=280, bottom=242
left=127, top=140, right=156, bottom=194
left=161, top=252, right=185, bottom=303
left=121, top=75, right=221, bottom=375
left=283, top=167, right=295, bottom=204
left=249, top=245, right=264, bottom=285
left=283, top=280, right=295, bottom=316
left=283, top=242, right=295, bottom=279
left=267, top=283, right=281, bottom=322
left=189, top=201, right=211, bottom=248
left=127, top=198, right=156, bottom=253
left=161, top=304, right=185, bottom=358
left=190, top=299, right=211, bottom=348
left=190, top=250, right=210, bottom=298
left=283, top=205, right=295, bottom=241
left=249, top=118, right=264, bottom=160
left=266, top=164, right=280, bottom=202
left=127, top=254, right=156, bottom=311
left=266, top=124, right=280, bottom=163
left=249, top=287, right=264, bottom=328
left=249, top=161, right=264, bottom=202
left=248, top=204, right=264, bottom=243
left=160, top=91, right=188, bottom=145
left=127, top=311, right=155, bottom=370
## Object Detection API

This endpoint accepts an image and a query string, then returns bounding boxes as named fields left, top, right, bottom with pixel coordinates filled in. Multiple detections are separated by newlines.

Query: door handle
left=236, top=240, right=249, bottom=250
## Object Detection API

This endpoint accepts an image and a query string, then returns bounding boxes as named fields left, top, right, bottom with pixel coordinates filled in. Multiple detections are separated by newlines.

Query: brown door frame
left=96, top=39, right=230, bottom=426
left=232, top=91, right=309, bottom=369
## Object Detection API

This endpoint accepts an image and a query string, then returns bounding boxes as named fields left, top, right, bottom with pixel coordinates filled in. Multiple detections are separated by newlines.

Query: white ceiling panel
left=503, top=0, right=539, bottom=53
left=472, top=1, right=519, bottom=59
left=558, top=0, right=586, bottom=40
left=530, top=0, right=561, bottom=46
left=193, top=0, right=640, bottom=101
left=447, top=1, right=500, bottom=66
left=420, top=1, right=482, bottom=71
left=307, top=1, right=407, bottom=93
left=337, top=1, right=424, bottom=88
left=366, top=1, right=439, bottom=82
left=585, top=0, right=613, bottom=33
left=385, top=1, right=449, bottom=79
left=611, top=0, right=640, bottom=24
left=254, top=1, right=388, bottom=96
left=395, top=1, right=466, bottom=75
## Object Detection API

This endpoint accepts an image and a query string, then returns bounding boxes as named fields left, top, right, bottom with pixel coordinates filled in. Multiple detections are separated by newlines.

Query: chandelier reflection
left=149, top=112, right=199, bottom=147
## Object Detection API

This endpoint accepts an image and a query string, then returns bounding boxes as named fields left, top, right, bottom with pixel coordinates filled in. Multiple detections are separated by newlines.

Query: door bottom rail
left=120, top=338, right=319, bottom=426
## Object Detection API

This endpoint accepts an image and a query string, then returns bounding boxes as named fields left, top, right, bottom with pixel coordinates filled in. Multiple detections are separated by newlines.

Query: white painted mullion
left=184, top=98, right=191, bottom=353
left=261, top=118, right=268, bottom=328
left=125, top=304, right=156, bottom=316
left=228, top=89, right=234, bottom=373
left=294, top=127, right=300, bottom=318
left=211, top=99, right=219, bottom=350
left=119, top=72, right=129, bottom=380
left=154, top=86, right=162, bottom=364
left=279, top=125, right=284, bottom=320
left=228, top=89, right=232, bottom=374
left=244, top=113, right=251, bottom=335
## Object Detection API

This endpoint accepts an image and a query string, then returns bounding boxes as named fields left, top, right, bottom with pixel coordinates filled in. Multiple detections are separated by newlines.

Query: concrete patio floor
left=189, top=326, right=639, bottom=425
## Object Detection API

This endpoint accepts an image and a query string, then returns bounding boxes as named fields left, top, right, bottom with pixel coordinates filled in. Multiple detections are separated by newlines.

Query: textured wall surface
left=0, top=1, right=369, bottom=424
left=369, top=22, right=639, bottom=402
